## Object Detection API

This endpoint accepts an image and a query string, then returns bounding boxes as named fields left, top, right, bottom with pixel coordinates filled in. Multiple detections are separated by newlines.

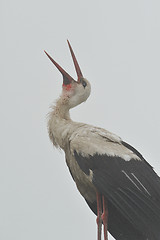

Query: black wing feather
left=74, top=147, right=160, bottom=240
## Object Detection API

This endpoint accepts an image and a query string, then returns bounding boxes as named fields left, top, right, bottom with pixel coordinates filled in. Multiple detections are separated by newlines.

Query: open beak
left=44, top=40, right=83, bottom=85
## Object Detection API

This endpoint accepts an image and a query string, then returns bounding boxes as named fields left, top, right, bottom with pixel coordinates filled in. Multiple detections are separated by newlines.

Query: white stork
left=44, top=41, right=160, bottom=240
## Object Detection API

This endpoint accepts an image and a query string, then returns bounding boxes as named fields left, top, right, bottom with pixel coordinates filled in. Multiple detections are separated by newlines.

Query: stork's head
left=44, top=41, right=91, bottom=109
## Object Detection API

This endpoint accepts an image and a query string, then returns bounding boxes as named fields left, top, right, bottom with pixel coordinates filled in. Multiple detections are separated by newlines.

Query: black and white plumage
left=45, top=41, right=160, bottom=240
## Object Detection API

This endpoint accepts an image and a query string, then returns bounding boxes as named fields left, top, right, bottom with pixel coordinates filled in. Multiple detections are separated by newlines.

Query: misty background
left=1, top=0, right=160, bottom=239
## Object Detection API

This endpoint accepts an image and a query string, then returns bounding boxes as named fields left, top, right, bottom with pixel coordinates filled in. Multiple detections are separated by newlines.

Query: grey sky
left=1, top=0, right=160, bottom=239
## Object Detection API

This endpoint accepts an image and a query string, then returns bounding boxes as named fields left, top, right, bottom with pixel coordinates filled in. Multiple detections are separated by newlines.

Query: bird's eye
left=82, top=80, right=87, bottom=88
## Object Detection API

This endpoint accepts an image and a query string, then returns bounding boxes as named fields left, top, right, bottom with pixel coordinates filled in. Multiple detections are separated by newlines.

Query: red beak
left=44, top=40, right=83, bottom=85
left=67, top=40, right=83, bottom=82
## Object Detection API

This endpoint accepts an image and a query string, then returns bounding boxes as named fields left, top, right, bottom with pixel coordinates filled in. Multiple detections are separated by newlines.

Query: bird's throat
left=54, top=98, right=71, bottom=120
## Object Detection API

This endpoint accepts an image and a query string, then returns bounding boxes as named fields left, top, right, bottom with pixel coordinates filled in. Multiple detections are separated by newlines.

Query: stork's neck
left=54, top=97, right=71, bottom=120
left=48, top=97, right=73, bottom=149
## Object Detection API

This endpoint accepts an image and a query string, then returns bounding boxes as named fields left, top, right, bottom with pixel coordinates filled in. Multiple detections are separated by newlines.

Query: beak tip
left=44, top=50, right=48, bottom=57
left=67, top=39, right=71, bottom=50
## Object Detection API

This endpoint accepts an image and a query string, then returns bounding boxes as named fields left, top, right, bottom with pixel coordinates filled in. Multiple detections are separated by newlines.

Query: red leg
left=96, top=192, right=102, bottom=240
left=102, top=196, right=108, bottom=240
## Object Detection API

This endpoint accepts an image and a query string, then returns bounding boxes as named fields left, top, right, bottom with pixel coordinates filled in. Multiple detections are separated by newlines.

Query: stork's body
left=45, top=41, right=160, bottom=240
